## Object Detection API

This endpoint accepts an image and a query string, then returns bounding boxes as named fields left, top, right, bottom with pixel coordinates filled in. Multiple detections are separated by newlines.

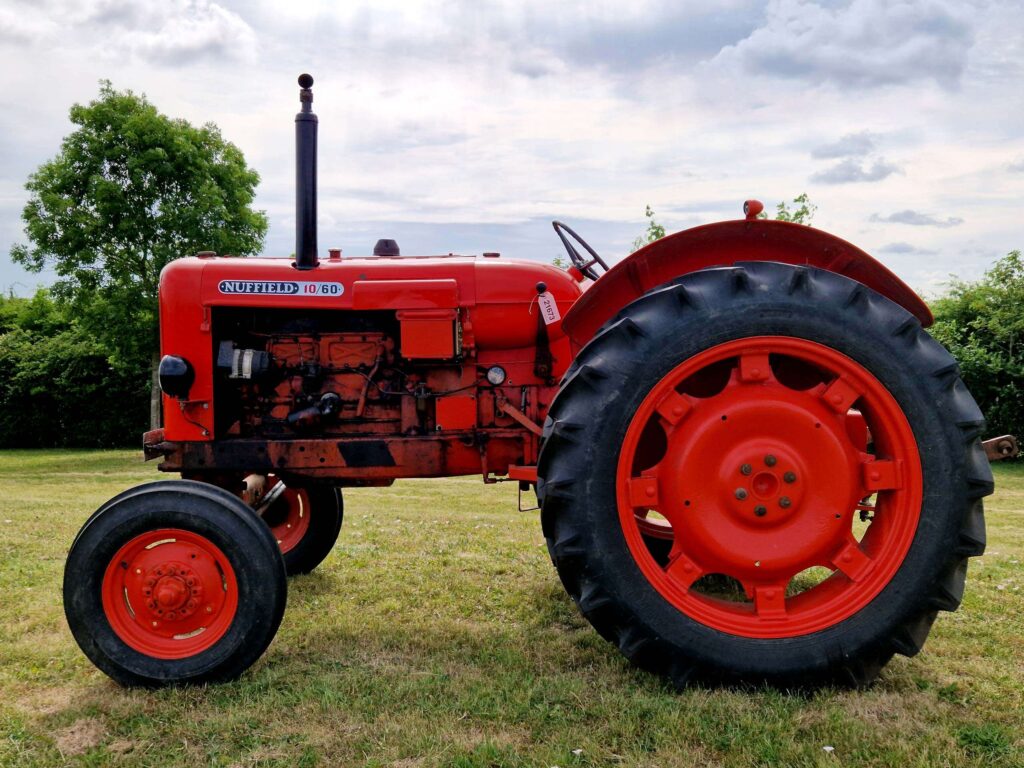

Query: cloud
left=111, top=1, right=257, bottom=65
left=1010, top=157, right=1024, bottom=172
left=0, top=0, right=257, bottom=64
left=0, top=4, right=59, bottom=45
left=528, top=2, right=762, bottom=73
left=714, top=0, right=975, bottom=89
left=879, top=242, right=938, bottom=255
left=811, top=158, right=900, bottom=184
left=870, top=210, right=963, bottom=228
left=811, top=131, right=877, bottom=159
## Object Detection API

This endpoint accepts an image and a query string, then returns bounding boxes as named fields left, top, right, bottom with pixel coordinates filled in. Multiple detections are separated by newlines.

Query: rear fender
left=561, top=219, right=931, bottom=347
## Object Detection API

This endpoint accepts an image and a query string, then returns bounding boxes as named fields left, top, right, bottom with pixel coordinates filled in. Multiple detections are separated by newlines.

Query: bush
left=930, top=250, right=1024, bottom=438
left=0, top=292, right=148, bottom=448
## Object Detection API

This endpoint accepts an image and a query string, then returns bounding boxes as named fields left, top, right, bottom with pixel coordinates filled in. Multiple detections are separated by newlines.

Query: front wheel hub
left=101, top=529, right=238, bottom=659
left=619, top=336, right=922, bottom=637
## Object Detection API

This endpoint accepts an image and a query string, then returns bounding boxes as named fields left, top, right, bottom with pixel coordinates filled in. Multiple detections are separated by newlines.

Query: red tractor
left=64, top=75, right=993, bottom=688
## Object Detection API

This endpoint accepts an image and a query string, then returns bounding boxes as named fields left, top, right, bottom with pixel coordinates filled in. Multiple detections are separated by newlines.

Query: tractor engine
left=210, top=297, right=555, bottom=442
left=148, top=252, right=580, bottom=485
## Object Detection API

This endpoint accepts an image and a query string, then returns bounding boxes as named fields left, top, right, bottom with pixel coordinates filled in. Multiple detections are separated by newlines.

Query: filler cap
left=373, top=239, right=400, bottom=257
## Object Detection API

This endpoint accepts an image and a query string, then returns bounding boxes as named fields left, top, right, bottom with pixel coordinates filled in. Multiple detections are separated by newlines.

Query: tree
left=630, top=205, right=667, bottom=252
left=768, top=192, right=817, bottom=225
left=11, top=81, right=267, bottom=428
left=930, top=250, right=1024, bottom=438
left=629, top=195, right=816, bottom=254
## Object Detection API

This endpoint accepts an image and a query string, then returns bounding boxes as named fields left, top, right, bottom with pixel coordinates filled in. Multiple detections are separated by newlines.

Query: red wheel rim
left=259, top=476, right=311, bottom=554
left=617, top=336, right=922, bottom=638
left=101, top=528, right=239, bottom=659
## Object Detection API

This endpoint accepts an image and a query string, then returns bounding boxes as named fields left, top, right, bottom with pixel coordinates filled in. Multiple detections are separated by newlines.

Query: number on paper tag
left=538, top=292, right=561, bottom=325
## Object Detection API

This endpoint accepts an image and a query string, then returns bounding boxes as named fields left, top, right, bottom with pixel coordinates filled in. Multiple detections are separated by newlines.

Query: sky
left=1, top=0, right=1022, bottom=298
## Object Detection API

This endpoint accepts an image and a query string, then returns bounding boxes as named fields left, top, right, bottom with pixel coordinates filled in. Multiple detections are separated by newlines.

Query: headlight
left=158, top=355, right=194, bottom=399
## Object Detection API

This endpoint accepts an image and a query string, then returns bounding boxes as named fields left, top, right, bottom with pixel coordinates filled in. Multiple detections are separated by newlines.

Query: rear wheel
left=254, top=477, right=343, bottom=575
left=64, top=480, right=287, bottom=686
left=538, top=262, right=992, bottom=687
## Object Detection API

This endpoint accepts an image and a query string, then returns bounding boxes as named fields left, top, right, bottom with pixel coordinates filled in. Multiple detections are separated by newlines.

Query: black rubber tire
left=275, top=485, right=343, bottom=576
left=64, top=480, right=288, bottom=687
left=537, top=262, right=993, bottom=688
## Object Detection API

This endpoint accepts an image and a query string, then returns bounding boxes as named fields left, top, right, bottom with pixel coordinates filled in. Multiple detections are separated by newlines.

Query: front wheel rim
left=259, top=476, right=311, bottom=554
left=617, top=336, right=923, bottom=638
left=101, top=528, right=239, bottom=659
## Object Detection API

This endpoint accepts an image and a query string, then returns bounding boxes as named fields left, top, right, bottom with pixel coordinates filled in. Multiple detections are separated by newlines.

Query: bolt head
left=735, top=488, right=748, bottom=500
left=784, top=471, right=796, bottom=483
left=740, top=463, right=753, bottom=476
left=764, top=455, right=777, bottom=467
left=779, top=496, right=792, bottom=508
left=754, top=505, right=767, bottom=517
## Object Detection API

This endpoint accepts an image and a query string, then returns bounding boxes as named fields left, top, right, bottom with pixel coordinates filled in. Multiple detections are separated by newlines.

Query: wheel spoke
left=655, top=390, right=694, bottom=427
left=862, top=459, right=900, bottom=492
left=738, top=352, right=771, bottom=383
left=821, top=376, right=860, bottom=413
left=626, top=475, right=660, bottom=508
left=665, top=552, right=703, bottom=590
left=752, top=582, right=788, bottom=618
left=831, top=538, right=874, bottom=582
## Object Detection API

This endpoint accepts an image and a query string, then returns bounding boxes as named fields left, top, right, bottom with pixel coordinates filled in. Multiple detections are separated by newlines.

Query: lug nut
left=779, top=496, right=792, bottom=508
left=735, top=488, right=748, bottom=500
left=784, top=471, right=796, bottom=483
left=754, top=505, right=767, bottom=517
left=740, top=463, right=753, bottom=476
left=764, top=455, right=777, bottom=467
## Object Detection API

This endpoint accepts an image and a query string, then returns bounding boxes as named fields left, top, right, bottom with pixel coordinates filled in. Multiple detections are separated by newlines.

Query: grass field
left=0, top=450, right=1021, bottom=767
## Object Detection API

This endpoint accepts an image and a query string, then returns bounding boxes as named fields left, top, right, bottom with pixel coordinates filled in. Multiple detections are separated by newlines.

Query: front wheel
left=253, top=477, right=343, bottom=576
left=538, top=262, right=993, bottom=687
left=64, top=480, right=287, bottom=686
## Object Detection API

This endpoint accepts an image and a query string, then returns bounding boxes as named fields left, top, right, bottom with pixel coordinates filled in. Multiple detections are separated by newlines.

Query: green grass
left=0, top=450, right=1022, bottom=767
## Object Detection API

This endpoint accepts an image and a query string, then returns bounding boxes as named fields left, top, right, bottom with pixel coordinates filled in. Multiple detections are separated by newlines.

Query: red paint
left=616, top=336, right=922, bottom=638
left=436, top=395, right=478, bottom=431
left=396, top=309, right=459, bottom=358
left=101, top=528, right=239, bottom=659
left=562, top=219, right=932, bottom=348
left=351, top=278, right=459, bottom=310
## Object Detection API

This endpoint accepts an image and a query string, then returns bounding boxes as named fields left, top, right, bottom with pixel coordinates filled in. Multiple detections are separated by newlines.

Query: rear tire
left=538, top=262, right=993, bottom=687
left=64, top=480, right=287, bottom=686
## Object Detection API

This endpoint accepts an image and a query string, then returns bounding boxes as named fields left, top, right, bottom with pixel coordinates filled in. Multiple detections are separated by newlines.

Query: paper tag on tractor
left=538, top=292, right=561, bottom=325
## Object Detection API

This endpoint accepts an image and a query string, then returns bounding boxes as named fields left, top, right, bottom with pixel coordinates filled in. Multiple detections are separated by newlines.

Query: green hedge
left=0, top=294, right=148, bottom=448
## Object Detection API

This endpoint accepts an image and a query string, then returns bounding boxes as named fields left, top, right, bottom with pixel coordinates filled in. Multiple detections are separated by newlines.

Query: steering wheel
left=552, top=221, right=609, bottom=281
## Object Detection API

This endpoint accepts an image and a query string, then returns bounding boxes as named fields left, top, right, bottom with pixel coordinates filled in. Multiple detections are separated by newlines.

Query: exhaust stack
left=295, top=73, right=318, bottom=270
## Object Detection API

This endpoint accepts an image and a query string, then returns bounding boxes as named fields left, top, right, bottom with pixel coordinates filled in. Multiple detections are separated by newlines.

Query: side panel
left=561, top=219, right=933, bottom=347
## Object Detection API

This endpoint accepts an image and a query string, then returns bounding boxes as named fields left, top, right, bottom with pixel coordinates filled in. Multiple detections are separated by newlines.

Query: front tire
left=256, top=477, right=343, bottom=576
left=538, top=262, right=993, bottom=687
left=64, top=480, right=287, bottom=686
